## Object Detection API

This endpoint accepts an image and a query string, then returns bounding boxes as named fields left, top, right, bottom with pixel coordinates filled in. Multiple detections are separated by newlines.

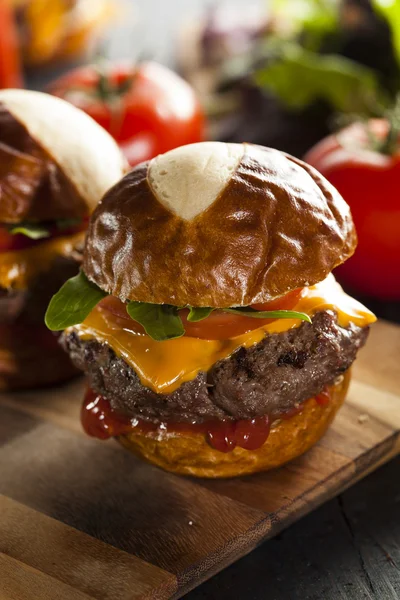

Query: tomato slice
left=251, top=288, right=304, bottom=311
left=179, top=309, right=272, bottom=340
left=180, top=288, right=303, bottom=340
left=0, top=227, right=15, bottom=251
left=98, top=296, right=145, bottom=334
left=0, top=226, right=40, bottom=252
left=98, top=288, right=305, bottom=341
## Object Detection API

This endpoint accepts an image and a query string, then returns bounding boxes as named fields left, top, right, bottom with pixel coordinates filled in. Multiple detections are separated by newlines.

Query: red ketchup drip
left=207, top=421, right=238, bottom=453
left=82, top=385, right=331, bottom=453
left=81, top=389, right=134, bottom=440
left=207, top=416, right=271, bottom=453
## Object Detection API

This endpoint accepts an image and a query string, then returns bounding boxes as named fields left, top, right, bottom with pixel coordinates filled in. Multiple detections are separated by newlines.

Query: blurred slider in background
left=0, top=89, right=125, bottom=390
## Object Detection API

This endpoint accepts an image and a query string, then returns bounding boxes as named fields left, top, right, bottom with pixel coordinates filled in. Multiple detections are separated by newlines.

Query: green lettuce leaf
left=10, top=223, right=50, bottom=239
left=271, top=0, right=339, bottom=51
left=45, top=271, right=108, bottom=331
left=126, top=302, right=185, bottom=341
left=254, top=42, right=382, bottom=113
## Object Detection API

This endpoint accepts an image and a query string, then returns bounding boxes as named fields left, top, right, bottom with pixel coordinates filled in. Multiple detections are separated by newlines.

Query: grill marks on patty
left=62, top=310, right=369, bottom=424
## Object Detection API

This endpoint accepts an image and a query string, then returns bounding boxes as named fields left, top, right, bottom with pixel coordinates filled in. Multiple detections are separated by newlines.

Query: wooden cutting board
left=0, top=320, right=399, bottom=600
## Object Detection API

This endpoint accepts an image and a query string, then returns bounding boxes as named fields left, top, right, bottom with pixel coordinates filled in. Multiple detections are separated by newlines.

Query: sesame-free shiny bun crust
left=0, top=90, right=125, bottom=223
left=118, top=370, right=350, bottom=478
left=83, top=142, right=357, bottom=307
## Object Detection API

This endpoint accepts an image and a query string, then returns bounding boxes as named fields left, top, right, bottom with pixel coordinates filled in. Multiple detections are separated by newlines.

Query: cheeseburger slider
left=46, top=142, right=376, bottom=478
left=0, top=89, right=125, bottom=390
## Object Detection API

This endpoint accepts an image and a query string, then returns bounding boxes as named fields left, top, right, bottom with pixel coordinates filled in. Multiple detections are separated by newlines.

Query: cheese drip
left=70, top=275, right=376, bottom=394
left=0, top=232, right=84, bottom=290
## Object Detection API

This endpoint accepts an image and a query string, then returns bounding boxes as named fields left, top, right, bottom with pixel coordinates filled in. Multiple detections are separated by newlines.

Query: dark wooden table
left=188, top=458, right=400, bottom=600
left=28, top=1, right=400, bottom=597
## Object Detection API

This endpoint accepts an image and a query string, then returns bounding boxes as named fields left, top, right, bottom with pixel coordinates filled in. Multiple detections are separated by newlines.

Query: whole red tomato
left=305, top=119, right=400, bottom=300
left=48, top=61, right=205, bottom=166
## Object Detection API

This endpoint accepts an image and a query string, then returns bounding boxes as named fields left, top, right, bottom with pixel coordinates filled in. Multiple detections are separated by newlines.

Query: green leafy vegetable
left=271, top=0, right=339, bottom=51
left=45, top=276, right=311, bottom=340
left=188, top=306, right=312, bottom=324
left=126, top=302, right=185, bottom=341
left=9, top=218, right=82, bottom=239
left=224, top=307, right=312, bottom=323
left=45, top=271, right=108, bottom=331
left=254, top=42, right=382, bottom=114
left=187, top=307, right=214, bottom=322
left=372, top=0, right=400, bottom=67
left=125, top=304, right=311, bottom=340
left=10, top=223, right=50, bottom=239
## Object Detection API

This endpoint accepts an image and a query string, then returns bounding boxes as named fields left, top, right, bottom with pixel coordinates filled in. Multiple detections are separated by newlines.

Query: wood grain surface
left=187, top=456, right=400, bottom=600
left=0, top=320, right=399, bottom=600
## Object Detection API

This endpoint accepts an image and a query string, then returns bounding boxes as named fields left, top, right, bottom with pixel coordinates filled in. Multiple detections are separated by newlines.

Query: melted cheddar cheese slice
left=70, top=275, right=376, bottom=394
left=0, top=232, right=84, bottom=290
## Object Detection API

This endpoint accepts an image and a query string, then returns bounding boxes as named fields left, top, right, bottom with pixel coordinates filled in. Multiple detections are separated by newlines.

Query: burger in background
left=46, top=142, right=376, bottom=478
left=49, top=60, right=205, bottom=167
left=0, top=89, right=125, bottom=390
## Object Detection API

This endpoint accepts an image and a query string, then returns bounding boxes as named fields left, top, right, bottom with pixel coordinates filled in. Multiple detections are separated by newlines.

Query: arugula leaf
left=45, top=271, right=108, bottom=331
left=45, top=277, right=311, bottom=340
left=124, top=304, right=311, bottom=340
left=186, top=306, right=311, bottom=324
left=254, top=42, right=382, bottom=114
left=187, top=307, right=214, bottom=322
left=10, top=223, right=50, bottom=239
left=126, top=302, right=185, bottom=341
left=371, top=1, right=400, bottom=68
left=9, top=218, right=82, bottom=239
left=224, top=308, right=312, bottom=324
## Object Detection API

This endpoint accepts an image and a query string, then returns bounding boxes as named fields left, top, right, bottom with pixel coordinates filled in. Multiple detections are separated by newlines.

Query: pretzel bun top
left=83, top=142, right=357, bottom=307
left=0, top=89, right=125, bottom=223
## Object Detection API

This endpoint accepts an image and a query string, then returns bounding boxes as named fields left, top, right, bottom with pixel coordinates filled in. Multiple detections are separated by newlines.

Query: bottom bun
left=118, top=370, right=351, bottom=478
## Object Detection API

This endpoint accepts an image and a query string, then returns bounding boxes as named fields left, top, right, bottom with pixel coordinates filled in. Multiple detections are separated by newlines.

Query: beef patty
left=62, top=310, right=369, bottom=424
